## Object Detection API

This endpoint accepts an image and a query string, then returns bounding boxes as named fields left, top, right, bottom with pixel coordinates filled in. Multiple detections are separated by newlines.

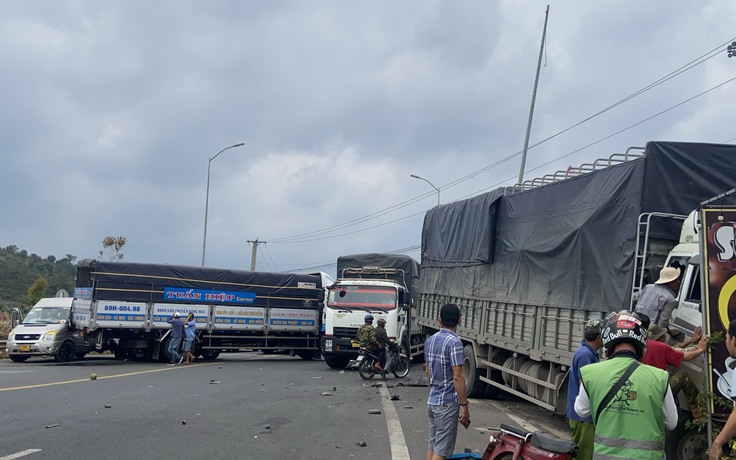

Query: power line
left=266, top=37, right=735, bottom=245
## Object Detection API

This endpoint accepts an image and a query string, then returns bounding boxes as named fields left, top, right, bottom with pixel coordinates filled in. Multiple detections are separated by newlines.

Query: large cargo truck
left=415, top=141, right=736, bottom=425
left=16, top=260, right=327, bottom=362
left=320, top=253, right=423, bottom=369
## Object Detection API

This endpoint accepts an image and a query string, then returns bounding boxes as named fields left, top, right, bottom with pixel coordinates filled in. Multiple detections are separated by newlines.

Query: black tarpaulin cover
left=420, top=141, right=736, bottom=312
left=76, top=260, right=323, bottom=309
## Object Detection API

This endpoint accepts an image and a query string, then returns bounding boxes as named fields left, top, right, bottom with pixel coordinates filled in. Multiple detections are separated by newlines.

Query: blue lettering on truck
left=163, top=287, right=255, bottom=305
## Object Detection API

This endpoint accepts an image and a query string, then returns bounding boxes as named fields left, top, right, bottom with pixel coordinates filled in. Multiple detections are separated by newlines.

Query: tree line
left=0, top=245, right=77, bottom=312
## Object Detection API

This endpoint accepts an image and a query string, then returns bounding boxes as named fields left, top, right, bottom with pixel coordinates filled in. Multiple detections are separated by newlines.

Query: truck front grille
left=332, top=327, right=358, bottom=338
left=16, top=334, right=41, bottom=341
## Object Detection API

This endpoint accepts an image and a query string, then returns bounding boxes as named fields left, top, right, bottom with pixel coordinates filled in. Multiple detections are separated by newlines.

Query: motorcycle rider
left=356, top=314, right=382, bottom=372
left=375, top=317, right=390, bottom=370
left=574, top=311, right=677, bottom=459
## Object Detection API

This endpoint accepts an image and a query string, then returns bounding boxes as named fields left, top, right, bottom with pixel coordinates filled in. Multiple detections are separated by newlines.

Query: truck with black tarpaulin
left=64, top=260, right=326, bottom=361
left=415, top=141, right=736, bottom=457
left=320, top=253, right=422, bottom=369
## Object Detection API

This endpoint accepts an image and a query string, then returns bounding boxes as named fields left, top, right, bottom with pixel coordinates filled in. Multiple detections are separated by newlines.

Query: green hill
left=0, top=245, right=77, bottom=312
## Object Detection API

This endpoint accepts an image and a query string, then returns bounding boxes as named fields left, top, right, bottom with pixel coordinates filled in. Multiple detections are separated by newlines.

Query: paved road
left=0, top=353, right=570, bottom=459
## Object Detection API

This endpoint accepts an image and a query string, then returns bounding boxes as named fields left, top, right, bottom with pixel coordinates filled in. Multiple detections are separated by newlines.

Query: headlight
left=7, top=330, right=13, bottom=338
left=42, top=330, right=58, bottom=342
left=324, top=339, right=333, bottom=351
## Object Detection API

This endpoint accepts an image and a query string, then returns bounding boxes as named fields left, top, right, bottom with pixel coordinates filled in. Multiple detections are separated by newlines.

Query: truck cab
left=6, top=297, right=91, bottom=362
left=321, top=267, right=410, bottom=369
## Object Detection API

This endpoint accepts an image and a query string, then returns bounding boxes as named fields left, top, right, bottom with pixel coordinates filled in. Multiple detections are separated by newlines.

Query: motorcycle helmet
left=601, top=310, right=647, bottom=359
left=377, top=317, right=386, bottom=325
left=364, top=314, right=374, bottom=322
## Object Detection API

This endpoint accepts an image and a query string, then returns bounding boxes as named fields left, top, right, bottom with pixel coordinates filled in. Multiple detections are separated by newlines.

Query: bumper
left=321, top=336, right=360, bottom=358
left=6, top=341, right=59, bottom=357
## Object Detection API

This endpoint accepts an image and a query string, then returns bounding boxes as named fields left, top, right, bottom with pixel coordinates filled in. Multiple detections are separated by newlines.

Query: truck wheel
left=324, top=355, right=349, bottom=369
left=75, top=352, right=87, bottom=360
left=463, top=344, right=486, bottom=398
left=9, top=355, right=29, bottom=363
left=201, top=350, right=220, bottom=361
left=296, top=350, right=315, bottom=360
left=54, top=342, right=76, bottom=362
left=665, top=412, right=707, bottom=460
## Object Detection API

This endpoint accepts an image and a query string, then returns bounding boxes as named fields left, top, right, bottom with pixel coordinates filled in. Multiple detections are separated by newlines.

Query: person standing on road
left=566, top=319, right=603, bottom=460
left=709, top=319, right=736, bottom=459
left=182, top=312, right=197, bottom=365
left=634, top=266, right=684, bottom=340
left=424, top=303, right=470, bottom=460
left=575, top=311, right=677, bottom=460
left=356, top=314, right=382, bottom=372
left=166, top=311, right=185, bottom=365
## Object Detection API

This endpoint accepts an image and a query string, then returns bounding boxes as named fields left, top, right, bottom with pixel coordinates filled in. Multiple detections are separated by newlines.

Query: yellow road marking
left=0, top=362, right=215, bottom=392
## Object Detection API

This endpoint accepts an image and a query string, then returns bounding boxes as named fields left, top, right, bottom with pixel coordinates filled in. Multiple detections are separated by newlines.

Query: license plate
left=356, top=355, right=364, bottom=361
left=351, top=342, right=360, bottom=348
left=19, top=345, right=31, bottom=352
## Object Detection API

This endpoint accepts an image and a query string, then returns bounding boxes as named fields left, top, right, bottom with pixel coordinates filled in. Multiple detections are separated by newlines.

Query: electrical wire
left=267, top=37, right=736, bottom=245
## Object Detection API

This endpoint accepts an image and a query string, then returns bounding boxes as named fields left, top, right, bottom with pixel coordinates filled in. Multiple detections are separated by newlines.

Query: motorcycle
left=348, top=342, right=410, bottom=380
left=480, top=423, right=578, bottom=460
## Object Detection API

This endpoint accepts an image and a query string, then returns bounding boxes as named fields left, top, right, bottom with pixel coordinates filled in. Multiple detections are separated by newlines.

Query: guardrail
left=0, top=340, right=6, bottom=349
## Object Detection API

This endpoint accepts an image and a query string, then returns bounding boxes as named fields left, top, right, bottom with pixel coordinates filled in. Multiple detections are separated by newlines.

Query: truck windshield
left=327, top=286, right=397, bottom=311
left=22, top=306, right=70, bottom=324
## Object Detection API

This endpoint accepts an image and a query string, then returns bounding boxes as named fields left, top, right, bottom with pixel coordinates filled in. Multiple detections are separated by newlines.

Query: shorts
left=183, top=340, right=194, bottom=353
left=427, top=403, right=460, bottom=458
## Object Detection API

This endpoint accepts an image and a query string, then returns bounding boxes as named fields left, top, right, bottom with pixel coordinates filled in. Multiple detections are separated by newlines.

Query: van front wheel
left=54, top=342, right=76, bottom=362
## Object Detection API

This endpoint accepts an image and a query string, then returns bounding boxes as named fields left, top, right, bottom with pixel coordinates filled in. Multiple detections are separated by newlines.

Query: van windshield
left=23, top=306, right=70, bottom=324
left=327, top=286, right=397, bottom=311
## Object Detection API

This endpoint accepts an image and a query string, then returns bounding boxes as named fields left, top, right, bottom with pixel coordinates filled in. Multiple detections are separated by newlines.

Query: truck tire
left=201, top=349, right=220, bottom=361
left=9, top=355, right=29, bottom=363
left=75, top=352, right=87, bottom=360
left=665, top=412, right=707, bottom=460
left=463, top=344, right=487, bottom=398
left=324, top=355, right=349, bottom=369
left=54, top=342, right=76, bottom=362
left=296, top=350, right=315, bottom=360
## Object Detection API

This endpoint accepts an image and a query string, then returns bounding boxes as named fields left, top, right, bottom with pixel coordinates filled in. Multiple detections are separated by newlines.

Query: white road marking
left=0, top=449, right=43, bottom=460
left=379, top=384, right=411, bottom=460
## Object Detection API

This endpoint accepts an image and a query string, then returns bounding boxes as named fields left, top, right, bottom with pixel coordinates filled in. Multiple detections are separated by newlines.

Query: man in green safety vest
left=574, top=311, right=678, bottom=460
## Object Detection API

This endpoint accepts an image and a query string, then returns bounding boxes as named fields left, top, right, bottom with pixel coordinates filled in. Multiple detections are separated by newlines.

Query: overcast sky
left=2, top=1, right=735, bottom=278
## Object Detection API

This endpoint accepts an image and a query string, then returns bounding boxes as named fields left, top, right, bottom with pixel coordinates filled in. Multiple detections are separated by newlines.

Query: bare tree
left=99, top=236, right=127, bottom=261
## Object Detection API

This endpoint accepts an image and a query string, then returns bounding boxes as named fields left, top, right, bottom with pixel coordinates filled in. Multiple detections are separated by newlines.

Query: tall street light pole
left=410, top=174, right=440, bottom=206
left=201, top=142, right=245, bottom=267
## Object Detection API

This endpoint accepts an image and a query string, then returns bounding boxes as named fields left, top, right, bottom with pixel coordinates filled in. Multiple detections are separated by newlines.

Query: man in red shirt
left=640, top=316, right=708, bottom=417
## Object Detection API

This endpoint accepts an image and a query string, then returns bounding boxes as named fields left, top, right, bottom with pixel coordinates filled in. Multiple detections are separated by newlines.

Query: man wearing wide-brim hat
left=634, top=266, right=684, bottom=340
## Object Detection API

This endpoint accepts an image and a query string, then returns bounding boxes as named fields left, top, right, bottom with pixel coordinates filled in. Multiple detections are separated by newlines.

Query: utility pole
left=247, top=238, right=266, bottom=271
left=518, top=5, right=550, bottom=186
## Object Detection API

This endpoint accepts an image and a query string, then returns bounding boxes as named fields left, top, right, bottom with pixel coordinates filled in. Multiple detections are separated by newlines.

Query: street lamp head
left=232, top=142, right=245, bottom=147
left=410, top=174, right=421, bottom=179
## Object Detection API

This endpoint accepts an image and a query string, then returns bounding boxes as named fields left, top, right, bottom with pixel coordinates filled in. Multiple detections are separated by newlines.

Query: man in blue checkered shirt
left=424, top=303, right=470, bottom=460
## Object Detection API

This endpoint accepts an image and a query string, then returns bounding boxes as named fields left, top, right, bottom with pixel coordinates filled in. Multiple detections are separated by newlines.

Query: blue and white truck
left=7, top=260, right=329, bottom=362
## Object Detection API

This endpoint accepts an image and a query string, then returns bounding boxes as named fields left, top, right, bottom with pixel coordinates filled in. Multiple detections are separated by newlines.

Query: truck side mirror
left=398, top=290, right=406, bottom=305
